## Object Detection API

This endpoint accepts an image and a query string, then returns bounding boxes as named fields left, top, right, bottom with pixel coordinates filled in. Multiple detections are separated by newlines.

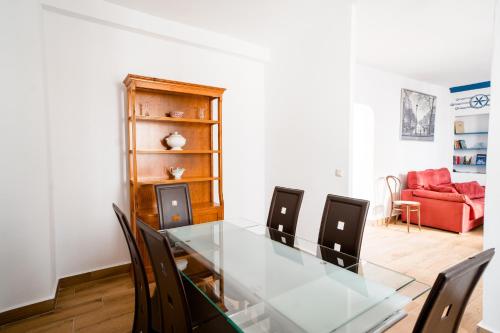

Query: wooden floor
left=0, top=221, right=483, bottom=333
left=364, top=221, right=483, bottom=333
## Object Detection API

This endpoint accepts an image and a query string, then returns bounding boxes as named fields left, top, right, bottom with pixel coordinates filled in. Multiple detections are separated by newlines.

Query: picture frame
left=400, top=89, right=437, bottom=141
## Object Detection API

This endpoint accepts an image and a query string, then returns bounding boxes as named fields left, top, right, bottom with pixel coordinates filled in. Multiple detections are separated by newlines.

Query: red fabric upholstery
left=429, top=184, right=458, bottom=193
left=454, top=181, right=485, bottom=199
left=413, top=190, right=466, bottom=202
left=407, top=168, right=451, bottom=189
left=401, top=168, right=484, bottom=233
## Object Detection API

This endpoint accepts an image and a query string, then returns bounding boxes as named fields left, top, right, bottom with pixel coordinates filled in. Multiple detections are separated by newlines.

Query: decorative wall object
left=450, top=82, right=491, bottom=111
left=400, top=89, right=436, bottom=141
left=450, top=82, right=490, bottom=180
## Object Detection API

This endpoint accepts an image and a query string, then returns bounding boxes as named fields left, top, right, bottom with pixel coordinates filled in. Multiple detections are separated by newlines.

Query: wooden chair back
left=266, top=186, right=304, bottom=236
left=317, top=194, right=370, bottom=258
left=386, top=175, right=402, bottom=203
left=413, top=248, right=495, bottom=333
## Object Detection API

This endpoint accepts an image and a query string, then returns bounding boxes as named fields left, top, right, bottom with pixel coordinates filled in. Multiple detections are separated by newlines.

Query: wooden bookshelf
left=123, top=74, right=225, bottom=237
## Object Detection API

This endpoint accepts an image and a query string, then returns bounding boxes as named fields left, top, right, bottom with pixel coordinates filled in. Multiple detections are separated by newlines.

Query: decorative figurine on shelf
left=165, top=131, right=186, bottom=150
left=169, top=167, right=185, bottom=180
left=168, top=111, right=184, bottom=118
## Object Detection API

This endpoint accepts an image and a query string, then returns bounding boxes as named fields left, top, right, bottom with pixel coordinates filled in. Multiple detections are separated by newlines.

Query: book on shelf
left=454, top=140, right=467, bottom=149
left=454, top=120, right=465, bottom=134
left=476, top=154, right=487, bottom=165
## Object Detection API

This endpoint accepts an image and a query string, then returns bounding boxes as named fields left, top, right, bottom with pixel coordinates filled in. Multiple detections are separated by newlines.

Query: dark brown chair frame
left=112, top=203, right=155, bottom=333
left=413, top=248, right=495, bottom=333
left=137, top=218, right=193, bottom=333
left=317, top=194, right=370, bottom=258
left=266, top=186, right=304, bottom=236
left=155, top=183, right=193, bottom=230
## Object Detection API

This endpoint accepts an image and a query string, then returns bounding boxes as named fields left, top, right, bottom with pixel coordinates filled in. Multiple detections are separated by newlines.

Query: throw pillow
left=429, top=184, right=458, bottom=194
left=454, top=181, right=485, bottom=199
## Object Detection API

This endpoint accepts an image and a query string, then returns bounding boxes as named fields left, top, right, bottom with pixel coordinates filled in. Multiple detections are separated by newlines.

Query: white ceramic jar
left=165, top=132, right=186, bottom=150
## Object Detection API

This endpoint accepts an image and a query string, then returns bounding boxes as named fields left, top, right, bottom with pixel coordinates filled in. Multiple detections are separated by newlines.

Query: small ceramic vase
left=169, top=167, right=185, bottom=180
left=165, top=132, right=186, bottom=150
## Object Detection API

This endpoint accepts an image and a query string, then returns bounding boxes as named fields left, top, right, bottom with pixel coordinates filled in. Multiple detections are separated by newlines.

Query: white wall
left=0, top=0, right=267, bottom=311
left=0, top=0, right=56, bottom=312
left=482, top=0, right=500, bottom=331
left=354, top=65, right=452, bottom=218
left=2, top=0, right=356, bottom=312
left=43, top=6, right=267, bottom=278
left=265, top=0, right=353, bottom=242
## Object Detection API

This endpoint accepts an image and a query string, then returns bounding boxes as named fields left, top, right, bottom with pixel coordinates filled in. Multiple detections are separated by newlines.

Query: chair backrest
left=112, top=204, right=152, bottom=333
left=155, top=183, right=193, bottom=230
left=137, top=218, right=193, bottom=333
left=317, top=194, right=370, bottom=258
left=386, top=175, right=402, bottom=203
left=266, top=186, right=304, bottom=236
left=413, top=248, right=495, bottom=333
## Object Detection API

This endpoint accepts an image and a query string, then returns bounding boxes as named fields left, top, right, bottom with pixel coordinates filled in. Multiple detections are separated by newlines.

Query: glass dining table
left=160, top=218, right=430, bottom=333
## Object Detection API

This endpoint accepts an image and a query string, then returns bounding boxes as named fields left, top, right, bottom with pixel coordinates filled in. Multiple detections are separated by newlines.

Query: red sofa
left=401, top=168, right=484, bottom=233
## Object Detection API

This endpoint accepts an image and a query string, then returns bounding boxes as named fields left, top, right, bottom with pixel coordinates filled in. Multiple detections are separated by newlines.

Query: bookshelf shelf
left=453, top=164, right=486, bottom=167
left=132, top=115, right=219, bottom=125
left=131, top=177, right=220, bottom=186
left=454, top=132, right=488, bottom=135
left=454, top=148, right=487, bottom=151
left=131, top=149, right=220, bottom=154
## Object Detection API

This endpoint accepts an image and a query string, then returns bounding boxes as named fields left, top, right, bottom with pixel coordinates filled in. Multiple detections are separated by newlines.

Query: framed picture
left=476, top=154, right=487, bottom=165
left=400, top=89, right=436, bottom=141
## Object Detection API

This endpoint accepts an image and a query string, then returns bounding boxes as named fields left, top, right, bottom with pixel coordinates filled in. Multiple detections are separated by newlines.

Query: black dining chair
left=112, top=203, right=158, bottom=333
left=137, top=218, right=235, bottom=333
left=155, top=183, right=193, bottom=230
left=413, top=248, right=495, bottom=333
left=266, top=186, right=304, bottom=236
left=317, top=194, right=370, bottom=258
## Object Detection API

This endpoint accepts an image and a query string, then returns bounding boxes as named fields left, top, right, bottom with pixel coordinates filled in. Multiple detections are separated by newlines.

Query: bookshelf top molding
left=123, top=74, right=226, bottom=97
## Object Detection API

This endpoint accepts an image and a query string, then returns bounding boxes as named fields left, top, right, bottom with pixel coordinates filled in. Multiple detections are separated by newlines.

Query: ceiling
left=107, top=0, right=496, bottom=87
left=354, top=0, right=496, bottom=87
left=106, top=0, right=325, bottom=46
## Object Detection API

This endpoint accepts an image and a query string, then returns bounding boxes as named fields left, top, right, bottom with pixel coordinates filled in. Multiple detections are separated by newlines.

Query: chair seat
left=394, top=200, right=420, bottom=206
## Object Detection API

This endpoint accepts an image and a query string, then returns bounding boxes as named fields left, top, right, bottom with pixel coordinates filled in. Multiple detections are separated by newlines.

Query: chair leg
left=406, top=206, right=410, bottom=233
left=418, top=207, right=421, bottom=231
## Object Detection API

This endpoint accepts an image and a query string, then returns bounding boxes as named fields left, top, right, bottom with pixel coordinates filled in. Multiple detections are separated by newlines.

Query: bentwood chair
left=137, top=219, right=235, bottom=333
left=112, top=204, right=158, bottom=333
left=155, top=183, right=193, bottom=230
left=413, top=248, right=495, bottom=333
left=266, top=186, right=304, bottom=236
left=317, top=194, right=370, bottom=259
left=386, top=175, right=421, bottom=232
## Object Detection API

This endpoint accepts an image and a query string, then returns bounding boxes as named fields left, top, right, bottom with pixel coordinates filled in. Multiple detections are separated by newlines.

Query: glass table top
left=161, top=219, right=429, bottom=333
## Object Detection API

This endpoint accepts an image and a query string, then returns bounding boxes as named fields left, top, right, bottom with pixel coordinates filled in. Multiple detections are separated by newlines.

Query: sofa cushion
left=413, top=189, right=466, bottom=202
left=454, top=181, right=485, bottom=199
left=407, top=168, right=451, bottom=189
left=429, top=184, right=458, bottom=194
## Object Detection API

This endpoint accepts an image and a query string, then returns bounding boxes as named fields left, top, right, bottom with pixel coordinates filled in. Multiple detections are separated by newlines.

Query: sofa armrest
left=401, top=189, right=414, bottom=200
left=413, top=189, right=467, bottom=203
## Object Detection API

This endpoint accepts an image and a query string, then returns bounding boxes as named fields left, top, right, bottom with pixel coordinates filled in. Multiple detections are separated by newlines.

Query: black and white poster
left=400, top=89, right=436, bottom=141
